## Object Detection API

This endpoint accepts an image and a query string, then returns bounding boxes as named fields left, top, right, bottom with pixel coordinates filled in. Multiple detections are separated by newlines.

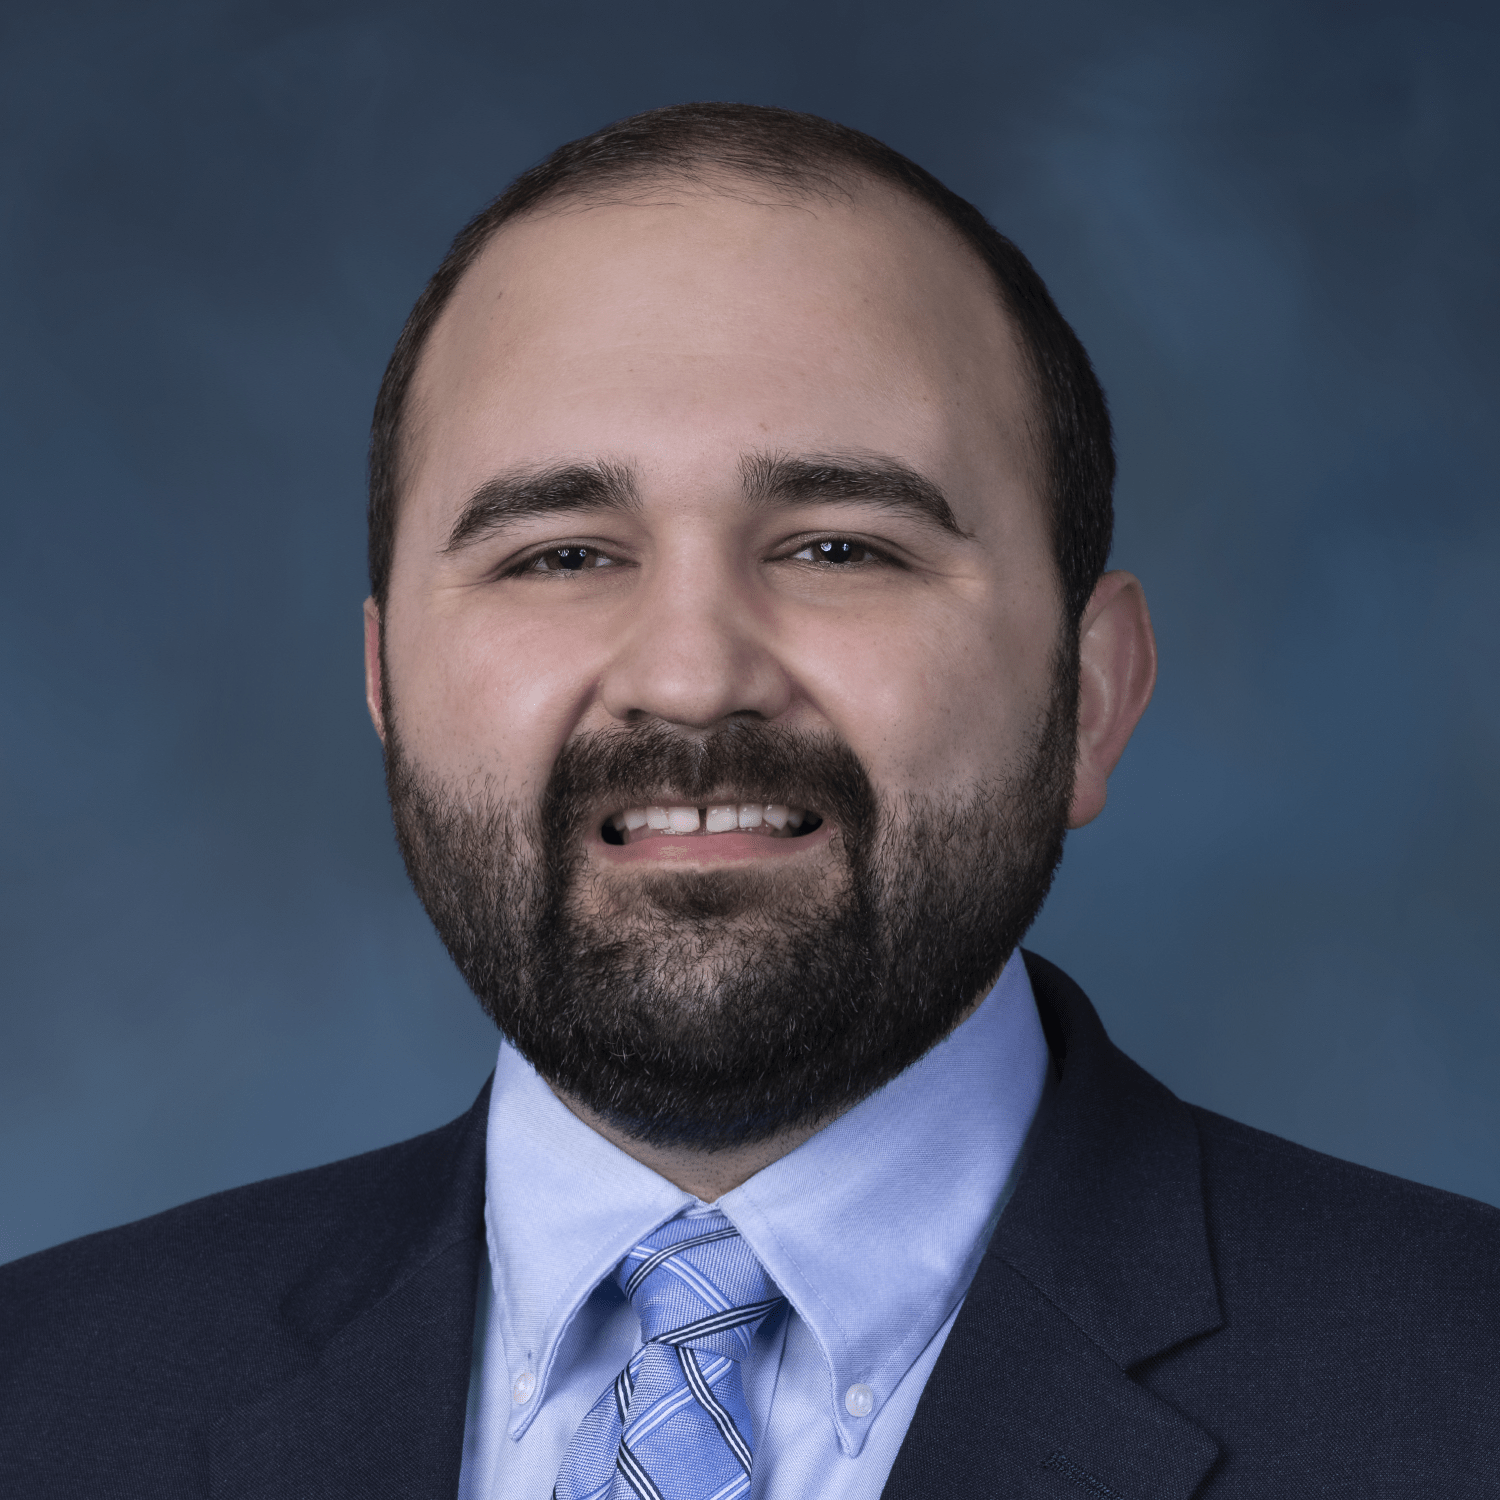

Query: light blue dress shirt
left=458, top=949, right=1050, bottom=1500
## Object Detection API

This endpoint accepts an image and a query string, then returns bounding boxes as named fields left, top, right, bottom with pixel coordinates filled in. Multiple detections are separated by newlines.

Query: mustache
left=543, top=720, right=879, bottom=841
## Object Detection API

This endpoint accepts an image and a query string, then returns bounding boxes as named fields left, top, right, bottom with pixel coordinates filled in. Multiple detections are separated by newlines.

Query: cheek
left=385, top=607, right=600, bottom=793
left=783, top=599, right=1056, bottom=789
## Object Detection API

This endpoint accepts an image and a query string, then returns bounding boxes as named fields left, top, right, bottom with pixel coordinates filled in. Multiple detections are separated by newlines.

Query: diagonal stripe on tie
left=623, top=1226, right=741, bottom=1298
left=701, top=1476, right=751, bottom=1500
left=622, top=1377, right=699, bottom=1446
left=654, top=1297, right=784, bottom=1346
left=615, top=1437, right=666, bottom=1500
left=676, top=1346, right=753, bottom=1472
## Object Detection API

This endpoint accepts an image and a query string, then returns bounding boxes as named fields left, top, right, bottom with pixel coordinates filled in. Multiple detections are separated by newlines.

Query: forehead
left=403, top=177, right=1037, bottom=520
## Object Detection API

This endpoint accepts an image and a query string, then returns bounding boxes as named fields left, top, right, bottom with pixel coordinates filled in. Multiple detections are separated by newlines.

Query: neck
left=547, top=1090, right=834, bottom=1201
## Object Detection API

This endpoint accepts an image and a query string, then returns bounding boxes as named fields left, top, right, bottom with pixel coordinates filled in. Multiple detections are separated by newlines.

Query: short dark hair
left=367, top=103, right=1114, bottom=626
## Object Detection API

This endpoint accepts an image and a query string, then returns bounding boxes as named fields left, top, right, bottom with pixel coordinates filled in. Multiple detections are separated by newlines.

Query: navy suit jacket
left=3, top=953, right=1497, bottom=1497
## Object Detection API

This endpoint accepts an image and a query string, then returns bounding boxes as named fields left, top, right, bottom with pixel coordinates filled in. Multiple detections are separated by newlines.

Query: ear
left=1068, top=570, right=1157, bottom=829
left=363, top=597, right=387, bottom=744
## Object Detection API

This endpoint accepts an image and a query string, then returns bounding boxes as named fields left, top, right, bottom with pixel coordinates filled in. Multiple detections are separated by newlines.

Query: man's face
left=374, top=179, right=1074, bottom=1145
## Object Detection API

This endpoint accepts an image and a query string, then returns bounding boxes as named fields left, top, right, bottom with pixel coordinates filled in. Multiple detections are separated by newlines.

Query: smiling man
left=2, top=105, right=1497, bottom=1500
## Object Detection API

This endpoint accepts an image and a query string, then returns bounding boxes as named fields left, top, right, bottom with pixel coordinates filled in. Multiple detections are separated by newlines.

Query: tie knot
left=615, top=1210, right=782, bottom=1361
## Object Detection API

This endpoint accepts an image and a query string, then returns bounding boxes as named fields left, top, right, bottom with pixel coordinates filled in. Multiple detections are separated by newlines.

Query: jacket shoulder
left=3, top=1099, right=478, bottom=1305
left=0, top=1092, right=487, bottom=1456
left=1190, top=1102, right=1500, bottom=1259
left=1139, top=1104, right=1500, bottom=1489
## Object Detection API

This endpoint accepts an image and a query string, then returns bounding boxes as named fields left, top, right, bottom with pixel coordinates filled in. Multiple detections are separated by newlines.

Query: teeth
left=612, top=803, right=808, bottom=836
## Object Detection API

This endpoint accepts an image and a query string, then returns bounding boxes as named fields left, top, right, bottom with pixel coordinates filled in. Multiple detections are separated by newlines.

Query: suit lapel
left=884, top=954, right=1224, bottom=1499
left=882, top=1256, right=1220, bottom=1500
left=208, top=1084, right=490, bottom=1500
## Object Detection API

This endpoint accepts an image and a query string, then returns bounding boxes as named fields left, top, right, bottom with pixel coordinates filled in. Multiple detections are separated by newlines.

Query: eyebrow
left=739, top=451, right=971, bottom=538
left=443, top=450, right=970, bottom=554
left=444, top=461, right=641, bottom=552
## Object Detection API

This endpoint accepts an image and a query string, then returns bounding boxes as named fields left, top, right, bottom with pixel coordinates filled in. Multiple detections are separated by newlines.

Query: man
left=2, top=103, right=1496, bottom=1499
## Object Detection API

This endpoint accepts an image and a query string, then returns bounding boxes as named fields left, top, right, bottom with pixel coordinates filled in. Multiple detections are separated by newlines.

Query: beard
left=384, top=654, right=1076, bottom=1151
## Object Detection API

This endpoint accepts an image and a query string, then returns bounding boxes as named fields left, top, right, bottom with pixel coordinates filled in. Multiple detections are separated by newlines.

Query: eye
left=788, top=538, right=879, bottom=566
left=521, top=545, right=618, bottom=575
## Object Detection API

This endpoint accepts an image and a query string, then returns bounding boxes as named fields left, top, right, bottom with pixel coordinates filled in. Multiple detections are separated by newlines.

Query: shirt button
left=512, top=1371, right=536, bottom=1404
left=845, top=1383, right=875, bottom=1418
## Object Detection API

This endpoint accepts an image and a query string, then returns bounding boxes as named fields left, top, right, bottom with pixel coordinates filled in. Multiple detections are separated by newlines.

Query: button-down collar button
left=512, top=1371, right=536, bottom=1404
left=845, top=1383, right=875, bottom=1418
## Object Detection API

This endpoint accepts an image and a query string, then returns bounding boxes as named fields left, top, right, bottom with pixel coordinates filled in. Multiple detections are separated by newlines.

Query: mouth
left=600, top=803, right=824, bottom=846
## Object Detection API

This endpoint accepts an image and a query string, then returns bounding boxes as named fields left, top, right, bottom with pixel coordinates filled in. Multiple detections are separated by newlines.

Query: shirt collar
left=483, top=949, right=1048, bottom=1454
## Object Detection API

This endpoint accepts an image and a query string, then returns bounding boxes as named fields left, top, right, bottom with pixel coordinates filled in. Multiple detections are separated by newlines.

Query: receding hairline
left=494, top=156, right=866, bottom=214
left=395, top=162, right=1049, bottom=509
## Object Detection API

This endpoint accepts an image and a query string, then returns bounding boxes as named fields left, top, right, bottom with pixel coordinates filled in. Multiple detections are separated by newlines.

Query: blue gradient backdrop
left=3, top=0, right=1497, bottom=1263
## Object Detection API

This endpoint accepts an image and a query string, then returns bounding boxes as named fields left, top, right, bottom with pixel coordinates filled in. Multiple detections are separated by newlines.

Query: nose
left=598, top=566, right=792, bottom=729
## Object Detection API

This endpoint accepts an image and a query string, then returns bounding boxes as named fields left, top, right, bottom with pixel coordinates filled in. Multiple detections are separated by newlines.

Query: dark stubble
left=385, top=652, right=1077, bottom=1150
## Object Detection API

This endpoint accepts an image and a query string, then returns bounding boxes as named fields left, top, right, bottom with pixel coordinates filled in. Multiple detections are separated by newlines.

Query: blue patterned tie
left=554, top=1210, right=784, bottom=1500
